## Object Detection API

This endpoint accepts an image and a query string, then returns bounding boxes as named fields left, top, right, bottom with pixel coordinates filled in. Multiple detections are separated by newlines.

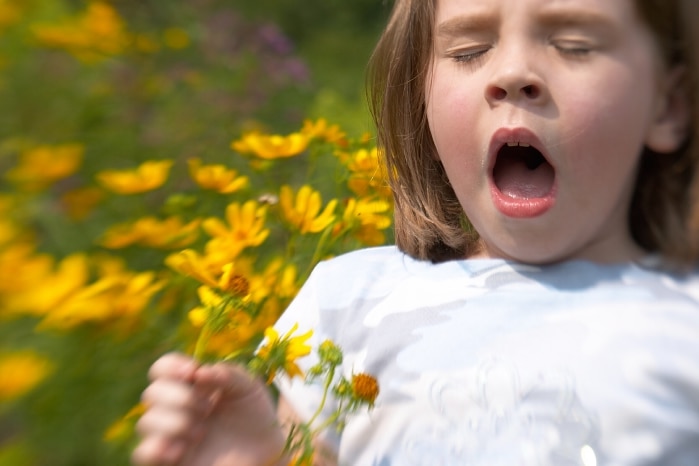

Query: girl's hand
left=131, top=353, right=287, bottom=466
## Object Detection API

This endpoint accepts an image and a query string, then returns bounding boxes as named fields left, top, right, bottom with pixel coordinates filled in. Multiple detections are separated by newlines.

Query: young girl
left=132, top=0, right=699, bottom=464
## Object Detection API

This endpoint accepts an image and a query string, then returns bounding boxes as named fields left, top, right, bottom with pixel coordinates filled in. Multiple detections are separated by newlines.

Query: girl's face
left=426, top=0, right=684, bottom=263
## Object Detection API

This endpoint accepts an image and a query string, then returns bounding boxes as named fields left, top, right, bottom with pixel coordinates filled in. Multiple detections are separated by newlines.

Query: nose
left=485, top=45, right=548, bottom=105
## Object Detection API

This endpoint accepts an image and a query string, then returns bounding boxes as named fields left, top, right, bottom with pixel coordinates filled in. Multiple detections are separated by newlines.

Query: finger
left=141, top=379, right=212, bottom=415
left=148, top=353, right=198, bottom=383
left=131, top=435, right=187, bottom=466
left=135, top=405, right=204, bottom=440
left=194, top=362, right=261, bottom=397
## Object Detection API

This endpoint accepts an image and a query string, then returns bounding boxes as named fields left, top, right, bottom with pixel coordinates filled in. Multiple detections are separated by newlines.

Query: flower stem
left=193, top=324, right=211, bottom=362
left=306, top=366, right=335, bottom=428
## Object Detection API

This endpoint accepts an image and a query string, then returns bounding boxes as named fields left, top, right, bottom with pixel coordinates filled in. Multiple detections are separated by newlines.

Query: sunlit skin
left=426, top=0, right=688, bottom=264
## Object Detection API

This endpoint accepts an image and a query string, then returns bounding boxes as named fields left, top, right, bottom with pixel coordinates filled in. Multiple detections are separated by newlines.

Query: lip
left=487, top=127, right=557, bottom=219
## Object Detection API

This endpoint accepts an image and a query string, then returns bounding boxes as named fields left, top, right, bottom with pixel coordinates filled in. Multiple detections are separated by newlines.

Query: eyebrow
left=435, top=8, right=616, bottom=38
left=436, top=12, right=498, bottom=38
left=536, top=8, right=616, bottom=30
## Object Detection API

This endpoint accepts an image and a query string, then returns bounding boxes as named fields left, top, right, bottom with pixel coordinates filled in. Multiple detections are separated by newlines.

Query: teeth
left=506, top=142, right=531, bottom=147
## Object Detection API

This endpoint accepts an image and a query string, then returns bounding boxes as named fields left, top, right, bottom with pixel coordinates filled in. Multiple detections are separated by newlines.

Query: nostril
left=522, top=85, right=539, bottom=98
left=490, top=87, right=508, bottom=100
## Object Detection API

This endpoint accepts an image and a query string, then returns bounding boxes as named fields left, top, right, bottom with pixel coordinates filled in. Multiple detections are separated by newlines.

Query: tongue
left=494, top=157, right=554, bottom=199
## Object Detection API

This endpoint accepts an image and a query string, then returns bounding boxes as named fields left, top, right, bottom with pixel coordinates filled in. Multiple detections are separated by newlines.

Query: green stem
left=301, top=224, right=336, bottom=283
left=306, top=366, right=335, bottom=428
left=309, top=408, right=341, bottom=437
left=193, top=324, right=211, bottom=362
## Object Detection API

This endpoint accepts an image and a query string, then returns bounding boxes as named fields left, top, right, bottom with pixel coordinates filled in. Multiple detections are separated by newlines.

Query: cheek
left=555, top=67, right=655, bottom=172
left=427, top=76, right=482, bottom=167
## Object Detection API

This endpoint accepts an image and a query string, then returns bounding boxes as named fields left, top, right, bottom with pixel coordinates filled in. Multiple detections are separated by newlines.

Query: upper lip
left=487, top=127, right=553, bottom=173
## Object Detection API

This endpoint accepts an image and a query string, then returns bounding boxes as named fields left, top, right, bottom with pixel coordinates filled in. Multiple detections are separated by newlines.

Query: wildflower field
left=0, top=1, right=389, bottom=464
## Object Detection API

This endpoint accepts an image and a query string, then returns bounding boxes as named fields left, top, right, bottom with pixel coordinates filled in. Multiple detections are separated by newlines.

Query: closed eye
left=552, top=40, right=594, bottom=58
left=450, top=46, right=491, bottom=68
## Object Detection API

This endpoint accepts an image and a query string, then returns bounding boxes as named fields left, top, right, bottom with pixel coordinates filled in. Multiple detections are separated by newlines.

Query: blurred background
left=0, top=1, right=391, bottom=464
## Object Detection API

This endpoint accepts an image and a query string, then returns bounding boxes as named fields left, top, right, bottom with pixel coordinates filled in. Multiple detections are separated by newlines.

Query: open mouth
left=492, top=143, right=555, bottom=199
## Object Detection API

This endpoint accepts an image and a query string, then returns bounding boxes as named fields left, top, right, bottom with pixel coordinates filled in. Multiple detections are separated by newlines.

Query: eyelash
left=451, top=48, right=491, bottom=68
left=553, top=42, right=593, bottom=58
left=448, top=42, right=593, bottom=68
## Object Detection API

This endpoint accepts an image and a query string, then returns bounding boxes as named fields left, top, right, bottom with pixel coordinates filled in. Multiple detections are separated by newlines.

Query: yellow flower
left=31, top=2, right=130, bottom=61
left=100, top=216, right=201, bottom=249
left=338, top=197, right=392, bottom=246
left=218, top=263, right=251, bottom=297
left=231, top=131, right=309, bottom=159
left=254, top=323, right=313, bottom=383
left=60, top=186, right=104, bottom=220
left=165, top=249, right=220, bottom=289
left=0, top=1, right=22, bottom=30
left=351, top=373, right=380, bottom=406
left=104, top=403, right=146, bottom=442
left=188, top=158, right=249, bottom=193
left=5, top=143, right=84, bottom=191
left=0, top=351, right=52, bottom=402
left=279, top=185, right=338, bottom=234
left=188, top=280, right=265, bottom=360
left=0, top=244, right=54, bottom=316
left=202, top=200, right=270, bottom=262
left=97, top=160, right=173, bottom=194
left=301, top=118, right=347, bottom=145
left=341, top=147, right=391, bottom=199
left=38, top=268, right=165, bottom=329
left=6, top=254, right=89, bottom=318
left=188, top=285, right=224, bottom=327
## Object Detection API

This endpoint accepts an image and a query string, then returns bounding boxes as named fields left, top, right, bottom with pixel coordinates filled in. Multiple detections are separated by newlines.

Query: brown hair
left=367, top=0, right=699, bottom=265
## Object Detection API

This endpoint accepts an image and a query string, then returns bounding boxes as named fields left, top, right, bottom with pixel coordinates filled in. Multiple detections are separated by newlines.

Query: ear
left=645, top=65, right=691, bottom=154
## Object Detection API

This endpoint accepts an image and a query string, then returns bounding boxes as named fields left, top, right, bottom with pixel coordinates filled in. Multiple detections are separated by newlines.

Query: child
left=132, top=0, right=699, bottom=464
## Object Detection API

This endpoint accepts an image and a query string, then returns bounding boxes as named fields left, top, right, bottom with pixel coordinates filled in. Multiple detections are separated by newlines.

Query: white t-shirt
left=275, top=246, right=699, bottom=465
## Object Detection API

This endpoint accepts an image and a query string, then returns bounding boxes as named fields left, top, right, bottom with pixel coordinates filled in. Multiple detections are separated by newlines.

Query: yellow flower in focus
left=97, top=160, right=173, bottom=194
left=202, top=200, right=270, bottom=263
left=254, top=323, right=312, bottom=383
left=100, top=216, right=201, bottom=249
left=338, top=197, right=392, bottom=246
left=188, top=158, right=249, bottom=193
left=341, top=147, right=391, bottom=199
left=279, top=185, right=338, bottom=234
left=0, top=351, right=52, bottom=402
left=5, top=143, right=84, bottom=191
left=231, top=131, right=309, bottom=159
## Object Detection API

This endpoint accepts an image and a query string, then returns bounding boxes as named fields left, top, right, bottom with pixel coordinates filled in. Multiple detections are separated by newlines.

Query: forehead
left=432, top=0, right=640, bottom=24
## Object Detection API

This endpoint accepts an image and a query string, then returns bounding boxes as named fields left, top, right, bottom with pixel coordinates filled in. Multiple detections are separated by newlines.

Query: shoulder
left=307, top=246, right=418, bottom=303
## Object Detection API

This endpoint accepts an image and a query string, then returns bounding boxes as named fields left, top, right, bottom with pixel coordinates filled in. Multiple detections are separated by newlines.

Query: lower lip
left=490, top=185, right=556, bottom=218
